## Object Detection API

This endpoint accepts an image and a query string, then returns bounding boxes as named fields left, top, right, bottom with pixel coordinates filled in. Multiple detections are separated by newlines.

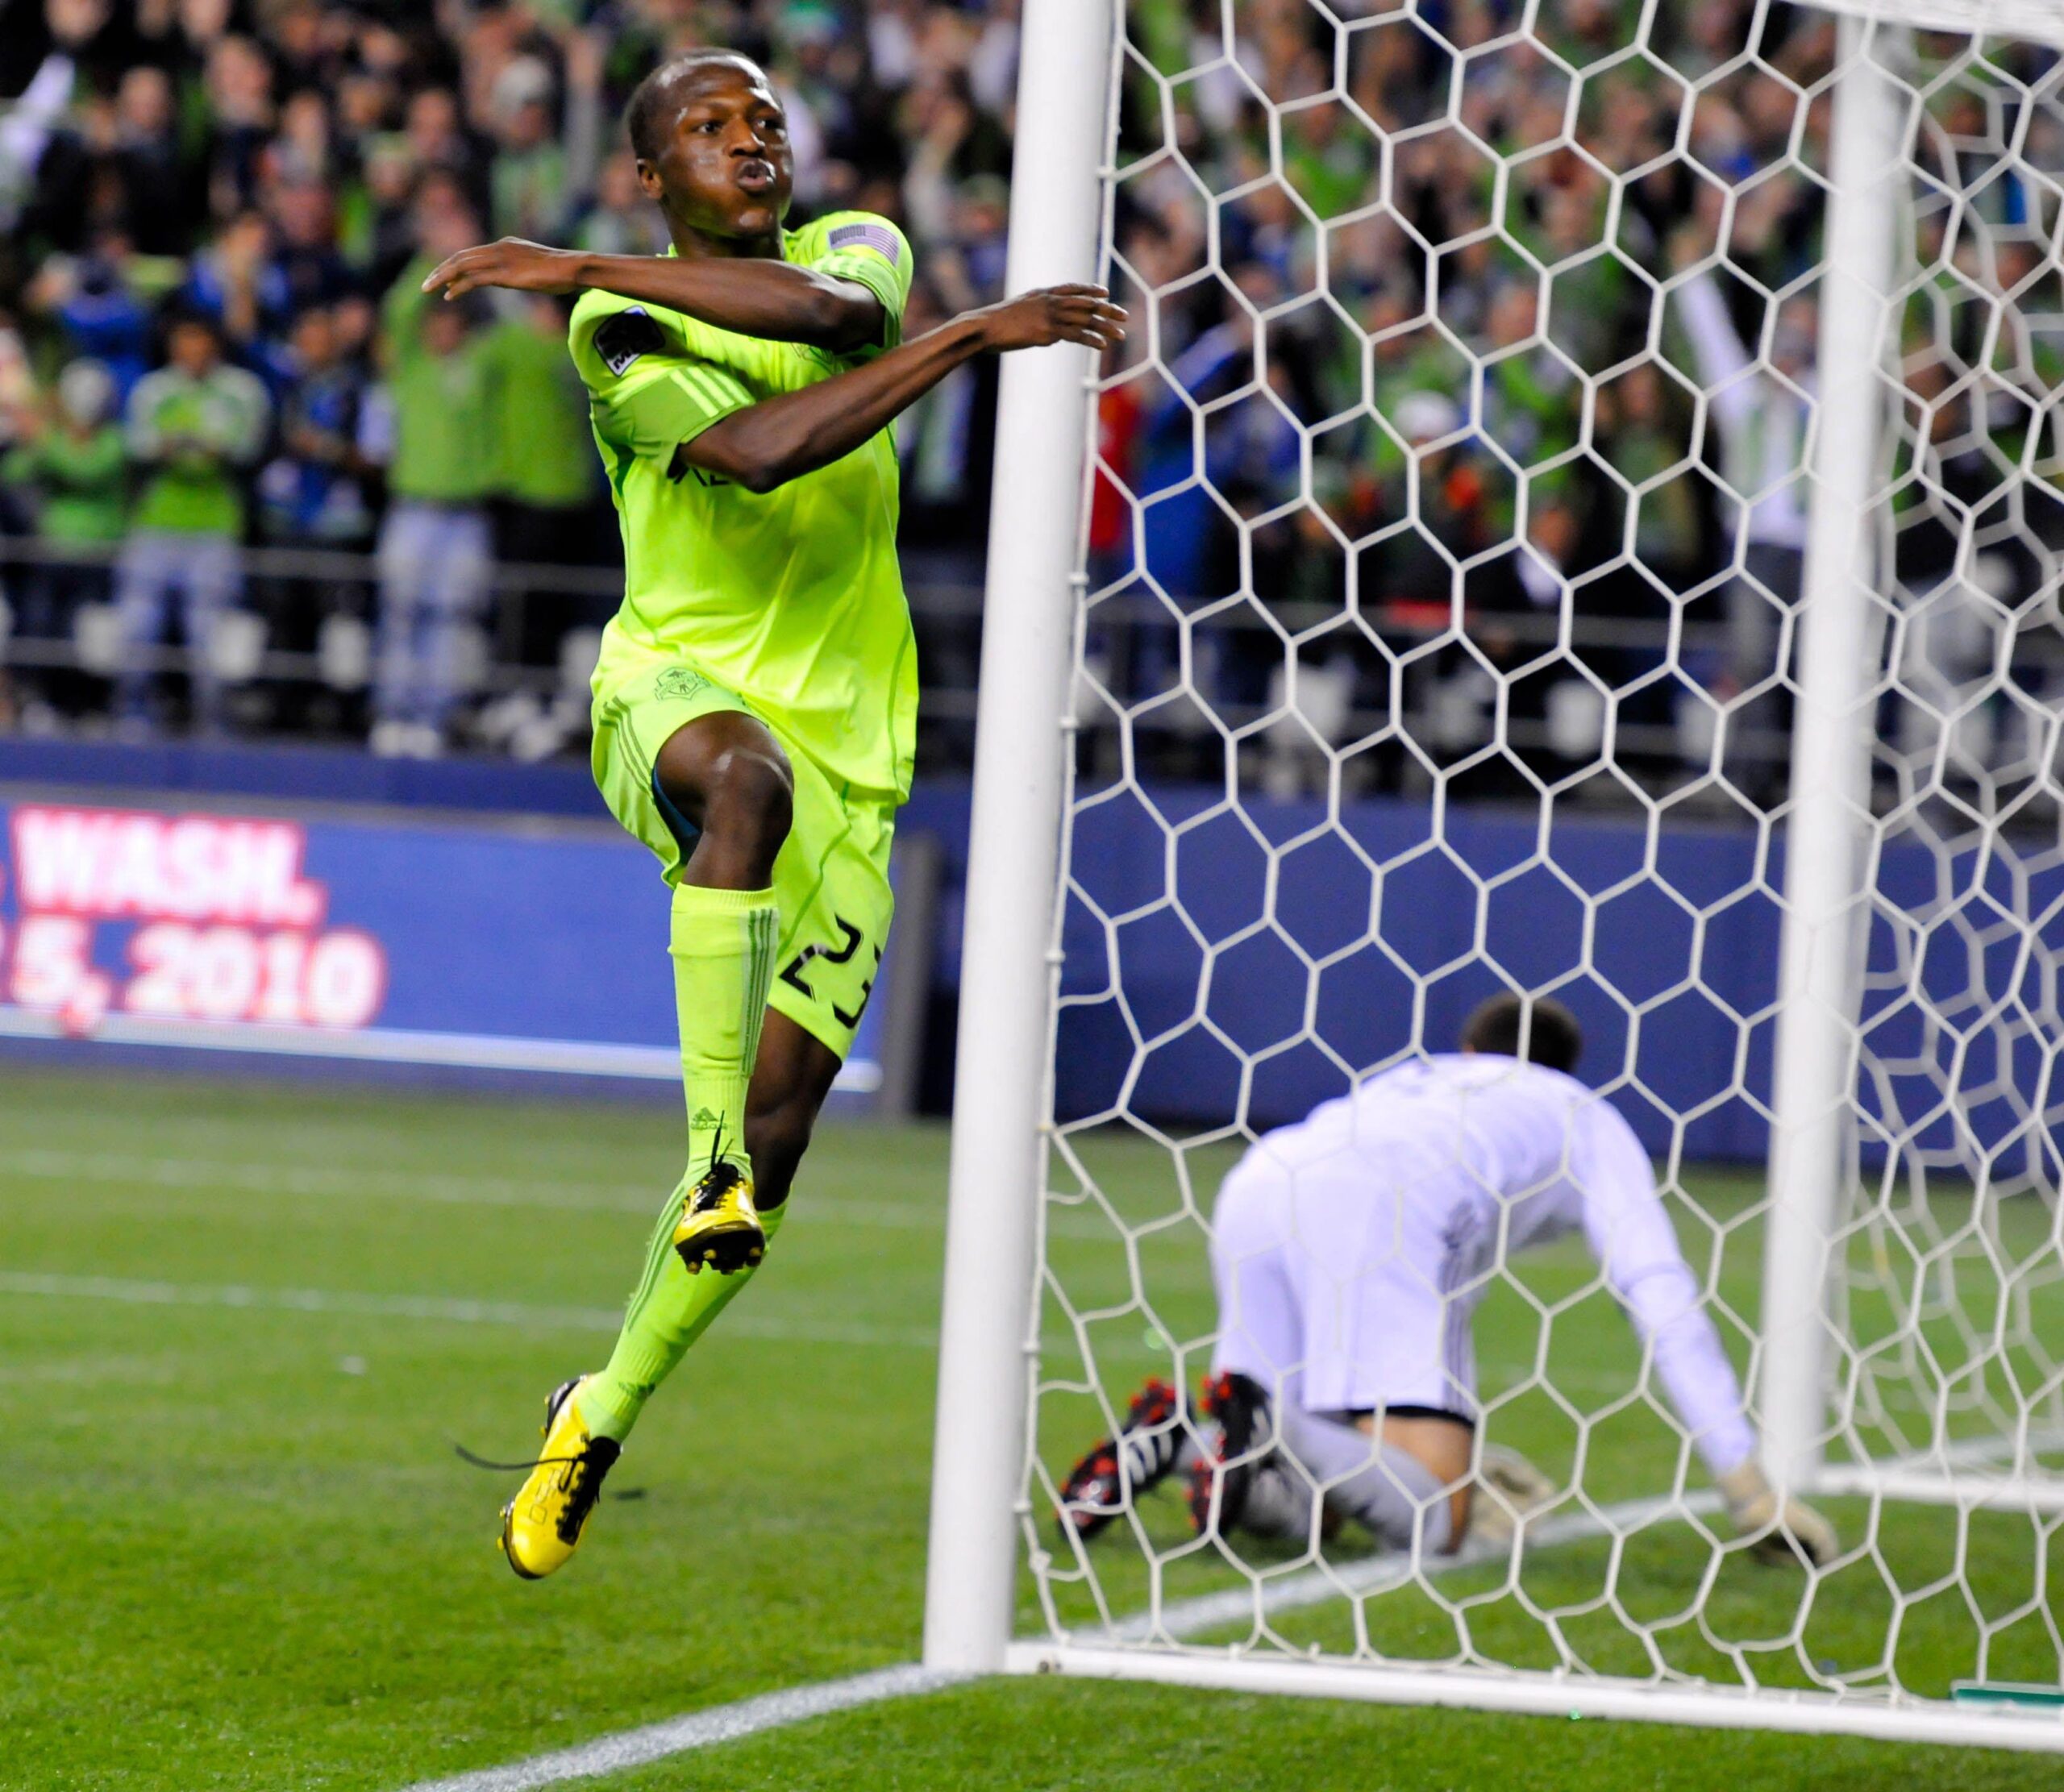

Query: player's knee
left=698, top=746, right=793, bottom=868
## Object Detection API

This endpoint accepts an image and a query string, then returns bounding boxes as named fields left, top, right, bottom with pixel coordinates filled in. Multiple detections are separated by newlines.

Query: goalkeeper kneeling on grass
left=1059, top=994, right=1837, bottom=1569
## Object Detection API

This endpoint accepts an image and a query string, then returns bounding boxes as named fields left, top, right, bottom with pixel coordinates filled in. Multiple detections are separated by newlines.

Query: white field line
left=0, top=1145, right=1614, bottom=1379
left=0, top=1004, right=685, bottom=1080
left=0, top=1270, right=938, bottom=1352
left=372, top=1488, right=1711, bottom=1788
left=0, top=1145, right=661, bottom=1212
left=0, top=1266, right=1618, bottom=1391
left=0, top=1004, right=888, bottom=1091
left=0, top=1254, right=1624, bottom=1391
left=1117, top=1487, right=1728, bottom=1644
left=381, top=1437, right=2064, bottom=1792
left=22, top=1267, right=2046, bottom=1792
left=1110, top=1424, right=2064, bottom=1648
left=0, top=1145, right=1115, bottom=1241
left=393, top=1665, right=969, bottom=1792
left=0, top=1268, right=1213, bottom=1368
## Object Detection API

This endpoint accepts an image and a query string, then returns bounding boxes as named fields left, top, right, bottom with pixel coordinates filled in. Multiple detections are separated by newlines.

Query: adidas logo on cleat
left=690, top=1107, right=722, bottom=1130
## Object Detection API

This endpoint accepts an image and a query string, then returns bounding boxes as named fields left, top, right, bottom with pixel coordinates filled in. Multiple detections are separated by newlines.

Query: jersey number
left=780, top=917, right=881, bottom=1029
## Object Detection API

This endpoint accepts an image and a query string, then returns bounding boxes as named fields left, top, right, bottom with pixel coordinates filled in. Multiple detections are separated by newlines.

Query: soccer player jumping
left=423, top=50, right=1124, bottom=1578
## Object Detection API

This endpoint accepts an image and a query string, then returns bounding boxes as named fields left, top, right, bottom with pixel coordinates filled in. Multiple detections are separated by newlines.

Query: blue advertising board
left=6, top=759, right=2050, bottom=1175
left=0, top=797, right=904, bottom=1102
left=1050, top=783, right=2063, bottom=1174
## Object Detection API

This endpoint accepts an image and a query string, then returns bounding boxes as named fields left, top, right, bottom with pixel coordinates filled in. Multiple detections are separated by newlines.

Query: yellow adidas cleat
left=499, top=1375, right=620, bottom=1580
left=672, top=1158, right=765, bottom=1275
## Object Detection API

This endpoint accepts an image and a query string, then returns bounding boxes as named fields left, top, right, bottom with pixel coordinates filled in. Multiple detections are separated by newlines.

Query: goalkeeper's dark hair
left=626, top=49, right=768, bottom=163
left=1460, top=992, right=1583, bottom=1075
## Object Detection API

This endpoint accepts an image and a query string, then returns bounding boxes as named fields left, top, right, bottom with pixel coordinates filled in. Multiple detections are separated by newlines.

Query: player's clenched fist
left=972, top=283, right=1128, bottom=353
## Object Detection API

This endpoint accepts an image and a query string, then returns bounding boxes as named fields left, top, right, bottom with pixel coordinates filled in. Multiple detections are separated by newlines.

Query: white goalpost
left=920, top=0, right=1117, bottom=1669
left=926, top=0, right=2064, bottom=1753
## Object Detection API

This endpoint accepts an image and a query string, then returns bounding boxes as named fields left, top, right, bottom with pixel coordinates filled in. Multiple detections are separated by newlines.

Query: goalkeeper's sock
left=668, top=881, right=780, bottom=1177
left=577, top=1196, right=789, bottom=1444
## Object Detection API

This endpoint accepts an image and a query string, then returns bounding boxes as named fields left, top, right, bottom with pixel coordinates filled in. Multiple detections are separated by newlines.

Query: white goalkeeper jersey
left=1226, top=1054, right=1758, bottom=1477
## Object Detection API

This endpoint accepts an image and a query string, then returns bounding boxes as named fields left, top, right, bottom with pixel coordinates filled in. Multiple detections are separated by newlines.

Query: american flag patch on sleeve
left=826, top=221, right=901, bottom=264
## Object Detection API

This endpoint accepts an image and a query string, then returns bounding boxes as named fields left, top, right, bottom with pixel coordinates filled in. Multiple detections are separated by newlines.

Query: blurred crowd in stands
left=1085, top=2, right=2064, bottom=805
left=0, top=0, right=2058, bottom=800
left=0, top=0, right=1015, bottom=756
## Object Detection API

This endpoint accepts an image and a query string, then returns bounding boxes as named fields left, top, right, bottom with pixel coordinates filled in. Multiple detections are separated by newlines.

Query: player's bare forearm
left=679, top=285, right=1126, bottom=495
left=676, top=315, right=985, bottom=493
left=420, top=239, right=882, bottom=354
left=599, top=253, right=880, bottom=351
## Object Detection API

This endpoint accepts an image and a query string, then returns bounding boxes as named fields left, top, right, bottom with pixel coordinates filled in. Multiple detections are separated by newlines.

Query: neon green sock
left=574, top=880, right=782, bottom=1445
left=579, top=1197, right=789, bottom=1443
left=668, top=882, right=779, bottom=1178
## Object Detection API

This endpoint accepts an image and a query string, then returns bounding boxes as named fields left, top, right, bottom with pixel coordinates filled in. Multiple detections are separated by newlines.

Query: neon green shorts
left=591, top=648, right=897, bottom=1062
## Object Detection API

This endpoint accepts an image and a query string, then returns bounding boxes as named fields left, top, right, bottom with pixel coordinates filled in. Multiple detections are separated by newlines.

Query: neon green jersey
left=572, top=211, right=918, bottom=800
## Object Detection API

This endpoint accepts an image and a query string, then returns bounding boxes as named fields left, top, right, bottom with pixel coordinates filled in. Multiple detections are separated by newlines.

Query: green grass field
left=3, top=1066, right=2058, bottom=1790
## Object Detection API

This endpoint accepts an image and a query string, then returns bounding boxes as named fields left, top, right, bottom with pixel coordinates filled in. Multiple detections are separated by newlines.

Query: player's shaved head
left=622, top=44, right=791, bottom=250
left=1460, top=993, right=1583, bottom=1075
left=626, top=50, right=771, bottom=163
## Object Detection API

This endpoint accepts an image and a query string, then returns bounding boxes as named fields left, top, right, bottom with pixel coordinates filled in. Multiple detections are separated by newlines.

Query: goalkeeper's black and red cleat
left=1187, top=1370, right=1268, bottom=1539
left=1056, top=1378, right=1184, bottom=1540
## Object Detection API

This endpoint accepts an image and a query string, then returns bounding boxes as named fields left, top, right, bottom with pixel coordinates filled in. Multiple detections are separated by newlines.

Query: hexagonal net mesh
left=1017, top=0, right=2064, bottom=1736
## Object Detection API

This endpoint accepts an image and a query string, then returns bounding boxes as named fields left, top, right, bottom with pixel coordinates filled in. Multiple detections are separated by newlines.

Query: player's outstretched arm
left=677, top=285, right=1126, bottom=494
left=1577, top=1112, right=1839, bottom=1567
left=420, top=239, right=884, bottom=355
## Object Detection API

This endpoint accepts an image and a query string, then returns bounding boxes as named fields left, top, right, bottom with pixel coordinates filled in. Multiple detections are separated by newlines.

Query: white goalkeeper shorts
left=1206, top=1137, right=1488, bottom=1420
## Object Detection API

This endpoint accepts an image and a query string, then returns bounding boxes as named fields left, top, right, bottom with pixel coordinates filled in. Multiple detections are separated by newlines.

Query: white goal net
left=989, top=0, right=2064, bottom=1748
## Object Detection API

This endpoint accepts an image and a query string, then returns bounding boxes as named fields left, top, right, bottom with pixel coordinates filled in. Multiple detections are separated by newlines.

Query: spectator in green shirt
left=366, top=253, right=501, bottom=756
left=115, top=312, right=270, bottom=734
left=490, top=91, right=571, bottom=243
left=2, top=357, right=127, bottom=722
left=485, top=293, right=603, bottom=665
